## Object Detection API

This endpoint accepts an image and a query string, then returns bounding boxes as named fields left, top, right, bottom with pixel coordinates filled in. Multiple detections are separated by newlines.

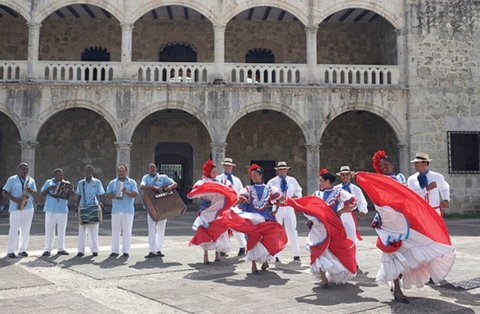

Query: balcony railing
left=0, top=61, right=27, bottom=81
left=0, top=60, right=400, bottom=86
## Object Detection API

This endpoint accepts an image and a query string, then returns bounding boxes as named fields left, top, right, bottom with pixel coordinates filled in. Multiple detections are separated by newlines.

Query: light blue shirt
left=141, top=173, right=174, bottom=209
left=2, top=175, right=37, bottom=211
left=76, top=177, right=105, bottom=207
left=41, top=179, right=69, bottom=214
left=106, top=177, right=138, bottom=215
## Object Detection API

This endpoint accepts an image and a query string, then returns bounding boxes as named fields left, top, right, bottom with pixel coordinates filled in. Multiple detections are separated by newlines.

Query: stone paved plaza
left=0, top=210, right=479, bottom=313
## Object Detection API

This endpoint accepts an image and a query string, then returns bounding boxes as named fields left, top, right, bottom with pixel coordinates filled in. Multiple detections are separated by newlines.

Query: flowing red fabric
left=286, top=196, right=357, bottom=274
left=355, top=172, right=452, bottom=246
left=351, top=212, right=363, bottom=241
left=187, top=182, right=287, bottom=256
left=187, top=182, right=238, bottom=246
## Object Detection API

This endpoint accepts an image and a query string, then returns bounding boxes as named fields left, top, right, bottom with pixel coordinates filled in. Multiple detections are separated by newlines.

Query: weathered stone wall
left=408, top=0, right=480, bottom=212
left=225, top=110, right=307, bottom=189
left=35, top=108, right=117, bottom=203
left=320, top=111, right=399, bottom=174
left=0, top=114, right=21, bottom=205
left=0, top=15, right=28, bottom=60
left=317, top=20, right=397, bottom=65
left=130, top=110, right=211, bottom=191
left=132, top=16, right=214, bottom=62
left=39, top=15, right=121, bottom=61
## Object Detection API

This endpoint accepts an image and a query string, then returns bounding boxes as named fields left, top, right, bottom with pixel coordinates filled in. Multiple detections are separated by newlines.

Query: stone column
left=213, top=24, right=226, bottom=83
left=27, top=23, right=42, bottom=79
left=115, top=142, right=132, bottom=170
left=395, top=28, right=407, bottom=85
left=397, top=142, right=410, bottom=175
left=305, top=25, right=319, bottom=84
left=305, top=143, right=321, bottom=194
left=121, top=23, right=134, bottom=80
left=19, top=140, right=38, bottom=177
left=211, top=142, right=226, bottom=173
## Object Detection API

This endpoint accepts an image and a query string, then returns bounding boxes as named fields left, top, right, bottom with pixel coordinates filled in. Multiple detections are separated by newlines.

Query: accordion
left=53, top=181, right=74, bottom=199
left=143, top=189, right=186, bottom=221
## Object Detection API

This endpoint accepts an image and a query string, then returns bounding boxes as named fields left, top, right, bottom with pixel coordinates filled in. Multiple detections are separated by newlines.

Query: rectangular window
left=448, top=131, right=480, bottom=173
left=158, top=163, right=183, bottom=183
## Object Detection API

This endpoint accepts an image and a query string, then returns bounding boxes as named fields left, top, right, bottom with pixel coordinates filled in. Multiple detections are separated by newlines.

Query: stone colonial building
left=0, top=0, right=478, bottom=212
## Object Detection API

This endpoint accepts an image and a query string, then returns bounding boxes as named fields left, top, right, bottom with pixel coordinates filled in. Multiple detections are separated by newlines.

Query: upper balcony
left=0, top=4, right=402, bottom=87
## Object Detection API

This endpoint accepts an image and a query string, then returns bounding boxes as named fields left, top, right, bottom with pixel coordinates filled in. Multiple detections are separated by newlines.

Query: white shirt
left=335, top=182, right=368, bottom=214
left=407, top=170, right=450, bottom=208
left=267, top=175, right=302, bottom=199
left=216, top=172, right=243, bottom=194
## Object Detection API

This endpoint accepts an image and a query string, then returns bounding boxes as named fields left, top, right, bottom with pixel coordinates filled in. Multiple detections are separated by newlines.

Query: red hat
left=319, top=168, right=329, bottom=176
left=202, top=160, right=216, bottom=177
left=372, top=150, right=387, bottom=174
left=248, top=164, right=263, bottom=176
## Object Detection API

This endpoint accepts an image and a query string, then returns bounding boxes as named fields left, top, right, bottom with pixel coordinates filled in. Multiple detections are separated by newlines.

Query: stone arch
left=316, top=1, right=401, bottom=29
left=319, top=103, right=405, bottom=144
left=36, top=0, right=122, bottom=23
left=34, top=100, right=119, bottom=141
left=127, top=0, right=216, bottom=24
left=0, top=103, right=24, bottom=139
left=225, top=102, right=312, bottom=144
left=125, top=101, right=213, bottom=142
left=0, top=1, right=30, bottom=21
left=222, top=1, right=308, bottom=26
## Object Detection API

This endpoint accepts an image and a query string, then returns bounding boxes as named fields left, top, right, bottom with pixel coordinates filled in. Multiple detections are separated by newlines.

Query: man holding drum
left=140, top=163, right=177, bottom=258
left=75, top=165, right=105, bottom=257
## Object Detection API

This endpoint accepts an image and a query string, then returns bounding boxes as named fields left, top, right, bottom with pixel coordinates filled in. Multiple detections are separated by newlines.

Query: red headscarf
left=248, top=164, right=263, bottom=177
left=319, top=168, right=329, bottom=176
left=372, top=150, right=387, bottom=174
left=202, top=160, right=216, bottom=178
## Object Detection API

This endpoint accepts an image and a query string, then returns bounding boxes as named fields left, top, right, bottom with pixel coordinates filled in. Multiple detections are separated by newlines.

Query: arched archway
left=316, top=7, right=397, bottom=65
left=225, top=110, right=306, bottom=187
left=0, top=112, right=21, bottom=203
left=35, top=108, right=117, bottom=196
left=131, top=109, right=212, bottom=198
left=39, top=4, right=121, bottom=61
left=0, top=4, right=28, bottom=60
left=320, top=110, right=399, bottom=172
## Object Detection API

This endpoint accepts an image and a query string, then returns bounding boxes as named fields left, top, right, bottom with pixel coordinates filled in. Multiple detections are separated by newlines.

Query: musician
left=105, top=165, right=138, bottom=257
left=216, top=157, right=247, bottom=256
left=267, top=161, right=302, bottom=262
left=2, top=163, right=37, bottom=258
left=140, top=163, right=177, bottom=258
left=41, top=168, right=74, bottom=256
left=75, top=165, right=105, bottom=257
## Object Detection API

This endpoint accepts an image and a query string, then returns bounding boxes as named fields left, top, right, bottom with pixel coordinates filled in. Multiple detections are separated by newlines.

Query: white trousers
left=111, top=212, right=134, bottom=254
left=78, top=223, right=99, bottom=254
left=7, top=208, right=34, bottom=254
left=341, top=213, right=360, bottom=265
left=147, top=214, right=167, bottom=253
left=44, top=212, right=68, bottom=251
left=276, top=206, right=300, bottom=256
left=232, top=230, right=247, bottom=248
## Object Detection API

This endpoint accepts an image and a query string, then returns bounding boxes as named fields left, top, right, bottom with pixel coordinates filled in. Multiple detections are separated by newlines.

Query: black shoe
left=275, top=257, right=280, bottom=263
left=156, top=251, right=164, bottom=257
left=92, top=252, right=98, bottom=257
left=57, top=250, right=69, bottom=255
left=238, top=248, right=246, bottom=256
left=18, top=251, right=28, bottom=257
left=77, top=252, right=85, bottom=257
left=145, top=252, right=156, bottom=258
left=109, top=252, right=119, bottom=257
left=42, top=251, right=50, bottom=257
left=122, top=253, right=129, bottom=257
left=293, top=256, right=300, bottom=261
left=7, top=253, right=16, bottom=258
left=219, top=252, right=228, bottom=257
left=394, top=295, right=410, bottom=304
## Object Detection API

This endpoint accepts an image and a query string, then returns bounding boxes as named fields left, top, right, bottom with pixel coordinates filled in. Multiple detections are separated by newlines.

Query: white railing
left=37, top=61, right=121, bottom=82
left=225, top=63, right=307, bottom=84
left=131, top=62, right=213, bottom=83
left=319, top=65, right=399, bottom=85
left=0, top=61, right=27, bottom=81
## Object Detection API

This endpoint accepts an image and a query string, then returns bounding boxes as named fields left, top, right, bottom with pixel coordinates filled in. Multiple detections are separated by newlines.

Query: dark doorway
left=81, top=46, right=110, bottom=81
left=155, top=142, right=193, bottom=200
left=159, top=43, right=197, bottom=62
